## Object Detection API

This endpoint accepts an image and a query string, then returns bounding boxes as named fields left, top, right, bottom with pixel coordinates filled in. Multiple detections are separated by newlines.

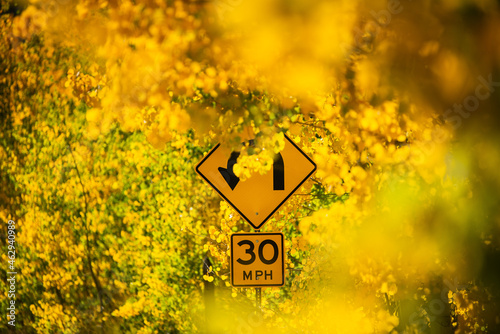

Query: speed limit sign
left=231, top=233, right=285, bottom=287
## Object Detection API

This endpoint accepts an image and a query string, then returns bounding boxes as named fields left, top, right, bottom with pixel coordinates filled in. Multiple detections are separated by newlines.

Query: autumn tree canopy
left=1, top=0, right=500, bottom=333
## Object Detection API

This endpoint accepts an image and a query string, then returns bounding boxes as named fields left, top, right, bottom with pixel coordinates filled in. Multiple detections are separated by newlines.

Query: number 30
left=236, top=240, right=279, bottom=265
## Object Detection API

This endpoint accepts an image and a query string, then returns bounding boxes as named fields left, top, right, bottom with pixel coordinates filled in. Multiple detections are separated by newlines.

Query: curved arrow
left=218, top=151, right=240, bottom=190
left=219, top=150, right=285, bottom=191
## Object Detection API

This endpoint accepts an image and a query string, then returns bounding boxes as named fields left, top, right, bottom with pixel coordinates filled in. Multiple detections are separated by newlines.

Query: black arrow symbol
left=273, top=152, right=284, bottom=190
left=218, top=151, right=240, bottom=190
left=219, top=151, right=285, bottom=191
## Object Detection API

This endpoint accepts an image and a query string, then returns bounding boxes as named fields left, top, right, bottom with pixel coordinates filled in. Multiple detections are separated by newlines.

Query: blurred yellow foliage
left=1, top=0, right=500, bottom=332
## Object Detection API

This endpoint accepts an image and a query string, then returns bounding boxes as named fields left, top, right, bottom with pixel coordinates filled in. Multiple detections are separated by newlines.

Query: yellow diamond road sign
left=231, top=233, right=284, bottom=287
left=196, top=134, right=316, bottom=230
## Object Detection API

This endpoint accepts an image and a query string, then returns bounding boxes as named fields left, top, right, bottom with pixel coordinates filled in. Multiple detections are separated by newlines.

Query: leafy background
left=1, top=0, right=500, bottom=333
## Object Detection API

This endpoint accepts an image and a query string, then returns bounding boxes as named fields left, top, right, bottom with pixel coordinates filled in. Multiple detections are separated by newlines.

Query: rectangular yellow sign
left=231, top=233, right=285, bottom=287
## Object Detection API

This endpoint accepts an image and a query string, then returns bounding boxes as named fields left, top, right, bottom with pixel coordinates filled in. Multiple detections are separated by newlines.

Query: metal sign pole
left=256, top=287, right=261, bottom=309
